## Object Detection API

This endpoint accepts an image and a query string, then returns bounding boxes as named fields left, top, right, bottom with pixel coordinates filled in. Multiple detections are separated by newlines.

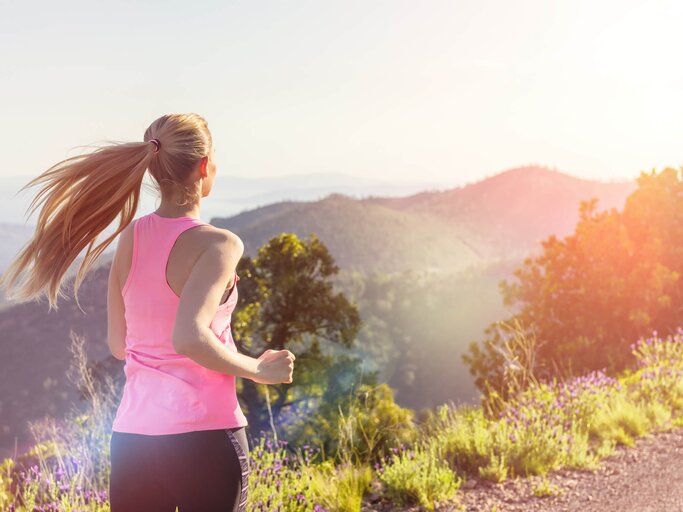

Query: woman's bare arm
left=171, top=231, right=260, bottom=380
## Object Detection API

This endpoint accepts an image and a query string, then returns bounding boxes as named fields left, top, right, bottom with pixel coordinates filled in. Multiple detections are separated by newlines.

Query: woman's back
left=112, top=211, right=248, bottom=434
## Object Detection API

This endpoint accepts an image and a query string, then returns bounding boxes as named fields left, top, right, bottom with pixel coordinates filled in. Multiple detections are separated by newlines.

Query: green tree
left=463, top=166, right=683, bottom=395
left=233, top=233, right=362, bottom=435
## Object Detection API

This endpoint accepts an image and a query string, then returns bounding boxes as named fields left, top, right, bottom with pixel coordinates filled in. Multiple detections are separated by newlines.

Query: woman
left=0, top=113, right=295, bottom=511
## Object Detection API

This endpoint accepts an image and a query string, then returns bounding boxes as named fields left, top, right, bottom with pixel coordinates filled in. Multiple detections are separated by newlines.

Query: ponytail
left=0, top=113, right=214, bottom=312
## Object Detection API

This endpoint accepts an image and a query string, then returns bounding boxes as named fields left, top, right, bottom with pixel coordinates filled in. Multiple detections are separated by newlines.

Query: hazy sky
left=2, top=0, right=681, bottom=186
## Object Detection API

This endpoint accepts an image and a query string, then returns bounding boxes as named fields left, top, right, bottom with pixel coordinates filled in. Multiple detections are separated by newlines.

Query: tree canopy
left=463, top=166, right=683, bottom=396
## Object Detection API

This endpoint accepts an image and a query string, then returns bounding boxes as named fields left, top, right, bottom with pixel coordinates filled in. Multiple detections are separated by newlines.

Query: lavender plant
left=631, top=328, right=683, bottom=411
left=246, top=432, right=327, bottom=512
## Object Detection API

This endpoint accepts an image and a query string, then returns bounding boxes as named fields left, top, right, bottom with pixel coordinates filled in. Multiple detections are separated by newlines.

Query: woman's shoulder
left=184, top=223, right=243, bottom=250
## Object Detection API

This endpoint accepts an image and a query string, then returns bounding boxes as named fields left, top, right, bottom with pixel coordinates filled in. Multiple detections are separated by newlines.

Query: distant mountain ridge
left=214, top=193, right=482, bottom=273
left=379, top=165, right=637, bottom=258
left=213, top=165, right=636, bottom=270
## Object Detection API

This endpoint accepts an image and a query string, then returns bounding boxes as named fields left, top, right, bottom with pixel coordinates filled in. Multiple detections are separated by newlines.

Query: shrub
left=377, top=440, right=461, bottom=511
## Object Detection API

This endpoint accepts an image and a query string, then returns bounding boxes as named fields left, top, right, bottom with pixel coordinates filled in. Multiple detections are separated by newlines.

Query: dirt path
left=362, top=424, right=683, bottom=512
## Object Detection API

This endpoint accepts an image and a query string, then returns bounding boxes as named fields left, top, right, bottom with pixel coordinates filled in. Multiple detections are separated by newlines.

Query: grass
left=531, top=475, right=562, bottom=497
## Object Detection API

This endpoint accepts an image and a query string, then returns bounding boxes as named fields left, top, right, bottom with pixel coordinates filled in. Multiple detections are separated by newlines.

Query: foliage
left=232, top=232, right=362, bottom=434
left=463, top=317, right=544, bottom=412
left=531, top=474, right=562, bottom=497
left=336, top=384, right=418, bottom=466
left=237, top=232, right=361, bottom=353
left=464, top=166, right=683, bottom=394
left=246, top=435, right=327, bottom=511
left=306, top=460, right=372, bottom=512
left=376, top=440, right=461, bottom=511
left=280, top=355, right=379, bottom=462
left=630, top=328, right=683, bottom=410
left=1, top=331, right=121, bottom=511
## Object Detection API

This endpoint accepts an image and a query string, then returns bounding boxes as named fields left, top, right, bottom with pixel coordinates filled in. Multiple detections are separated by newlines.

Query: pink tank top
left=112, top=211, right=248, bottom=434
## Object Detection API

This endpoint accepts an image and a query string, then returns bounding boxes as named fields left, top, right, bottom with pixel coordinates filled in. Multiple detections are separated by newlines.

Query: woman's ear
left=199, top=156, right=209, bottom=177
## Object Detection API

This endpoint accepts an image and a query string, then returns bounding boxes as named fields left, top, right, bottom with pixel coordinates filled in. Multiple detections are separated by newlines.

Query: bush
left=336, top=383, right=418, bottom=465
left=376, top=440, right=461, bottom=511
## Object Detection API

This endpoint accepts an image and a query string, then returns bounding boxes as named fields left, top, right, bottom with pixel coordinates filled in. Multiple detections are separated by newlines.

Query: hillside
left=367, top=165, right=637, bottom=259
left=214, top=165, right=636, bottom=269
left=213, top=194, right=482, bottom=273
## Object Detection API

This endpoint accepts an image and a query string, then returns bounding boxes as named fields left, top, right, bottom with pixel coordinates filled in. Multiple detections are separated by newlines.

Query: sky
left=1, top=0, right=682, bottom=187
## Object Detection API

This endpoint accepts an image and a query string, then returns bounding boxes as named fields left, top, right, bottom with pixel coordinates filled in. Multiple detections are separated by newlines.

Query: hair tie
left=149, top=138, right=161, bottom=153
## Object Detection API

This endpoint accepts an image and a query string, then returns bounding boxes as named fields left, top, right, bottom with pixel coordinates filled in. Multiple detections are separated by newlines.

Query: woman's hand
left=252, top=349, right=295, bottom=385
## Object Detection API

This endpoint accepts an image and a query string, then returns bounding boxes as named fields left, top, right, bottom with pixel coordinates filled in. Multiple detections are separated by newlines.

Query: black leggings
left=109, top=427, right=249, bottom=512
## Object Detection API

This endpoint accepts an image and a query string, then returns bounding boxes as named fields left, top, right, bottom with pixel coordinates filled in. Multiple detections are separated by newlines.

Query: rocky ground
left=361, top=424, right=683, bottom=511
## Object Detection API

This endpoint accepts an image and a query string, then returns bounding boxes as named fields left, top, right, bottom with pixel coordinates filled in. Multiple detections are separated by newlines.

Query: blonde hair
left=0, top=113, right=213, bottom=312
